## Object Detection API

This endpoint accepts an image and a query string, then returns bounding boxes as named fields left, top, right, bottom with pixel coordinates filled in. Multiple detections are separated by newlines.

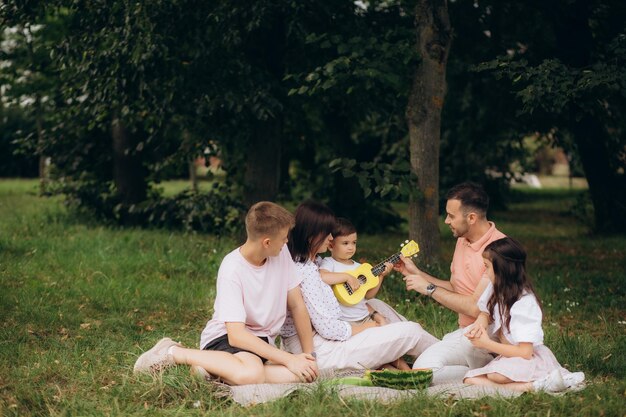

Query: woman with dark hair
left=463, top=237, right=585, bottom=392
left=280, top=200, right=438, bottom=371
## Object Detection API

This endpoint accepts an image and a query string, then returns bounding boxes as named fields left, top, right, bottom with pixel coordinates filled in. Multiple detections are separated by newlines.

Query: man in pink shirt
left=395, top=182, right=506, bottom=383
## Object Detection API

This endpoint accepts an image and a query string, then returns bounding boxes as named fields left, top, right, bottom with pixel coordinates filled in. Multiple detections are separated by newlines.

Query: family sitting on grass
left=133, top=182, right=584, bottom=393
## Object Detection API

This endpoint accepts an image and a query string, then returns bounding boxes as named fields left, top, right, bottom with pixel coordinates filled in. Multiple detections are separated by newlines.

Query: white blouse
left=477, top=281, right=544, bottom=346
left=281, top=257, right=352, bottom=341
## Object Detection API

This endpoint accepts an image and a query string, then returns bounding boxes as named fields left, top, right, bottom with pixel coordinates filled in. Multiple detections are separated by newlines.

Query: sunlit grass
left=1, top=178, right=624, bottom=416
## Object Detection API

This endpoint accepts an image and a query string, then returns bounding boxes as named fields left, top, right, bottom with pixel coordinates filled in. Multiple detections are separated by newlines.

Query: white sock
left=167, top=345, right=177, bottom=356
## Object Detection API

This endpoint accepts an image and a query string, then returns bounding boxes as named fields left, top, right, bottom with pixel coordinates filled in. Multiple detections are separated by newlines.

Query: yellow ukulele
left=332, top=240, right=420, bottom=306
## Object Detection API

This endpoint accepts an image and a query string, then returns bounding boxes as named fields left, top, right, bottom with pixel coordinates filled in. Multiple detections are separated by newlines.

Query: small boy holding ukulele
left=319, top=218, right=409, bottom=370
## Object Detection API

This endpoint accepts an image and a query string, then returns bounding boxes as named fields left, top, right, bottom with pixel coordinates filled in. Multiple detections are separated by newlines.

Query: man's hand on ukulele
left=393, top=254, right=420, bottom=276
left=403, top=273, right=429, bottom=295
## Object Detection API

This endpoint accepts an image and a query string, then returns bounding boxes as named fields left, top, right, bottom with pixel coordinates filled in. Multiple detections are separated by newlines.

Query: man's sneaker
left=133, top=337, right=181, bottom=374
left=533, top=369, right=567, bottom=392
left=190, top=365, right=215, bottom=382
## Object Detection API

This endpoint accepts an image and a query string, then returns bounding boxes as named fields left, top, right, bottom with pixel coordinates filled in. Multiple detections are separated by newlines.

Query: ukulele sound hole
left=343, top=275, right=368, bottom=295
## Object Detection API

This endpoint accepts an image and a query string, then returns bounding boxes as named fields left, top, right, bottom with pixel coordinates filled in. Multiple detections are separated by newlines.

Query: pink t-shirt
left=199, top=245, right=301, bottom=349
left=449, top=222, right=506, bottom=328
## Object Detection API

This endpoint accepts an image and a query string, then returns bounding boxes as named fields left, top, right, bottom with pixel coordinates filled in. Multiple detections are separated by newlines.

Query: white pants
left=365, top=298, right=409, bottom=323
left=282, top=320, right=438, bottom=371
left=412, top=326, right=494, bottom=384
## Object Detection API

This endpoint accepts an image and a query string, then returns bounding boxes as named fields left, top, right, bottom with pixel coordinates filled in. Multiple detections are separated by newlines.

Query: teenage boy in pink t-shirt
left=134, top=202, right=319, bottom=385
left=394, top=182, right=506, bottom=383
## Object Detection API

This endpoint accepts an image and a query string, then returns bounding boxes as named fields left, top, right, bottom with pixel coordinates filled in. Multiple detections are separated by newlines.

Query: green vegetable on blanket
left=364, top=369, right=433, bottom=390
left=326, top=369, right=433, bottom=390
left=325, top=376, right=374, bottom=387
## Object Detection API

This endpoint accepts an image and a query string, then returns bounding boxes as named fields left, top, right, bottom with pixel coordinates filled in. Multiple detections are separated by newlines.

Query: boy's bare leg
left=172, top=347, right=303, bottom=385
left=263, top=363, right=304, bottom=383
left=172, top=347, right=266, bottom=385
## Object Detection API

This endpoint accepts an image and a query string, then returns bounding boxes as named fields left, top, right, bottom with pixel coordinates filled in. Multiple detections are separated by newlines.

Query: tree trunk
left=241, top=12, right=285, bottom=208
left=182, top=130, right=198, bottom=193
left=549, top=0, right=626, bottom=233
left=405, top=0, right=451, bottom=263
left=35, top=105, right=48, bottom=196
left=24, top=25, right=48, bottom=197
left=243, top=120, right=281, bottom=207
left=189, top=157, right=198, bottom=193
left=38, top=155, right=48, bottom=195
left=571, top=116, right=626, bottom=233
left=112, top=119, right=147, bottom=210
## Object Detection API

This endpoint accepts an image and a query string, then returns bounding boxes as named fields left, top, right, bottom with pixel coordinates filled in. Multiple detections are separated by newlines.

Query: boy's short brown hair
left=332, top=217, right=357, bottom=238
left=245, top=202, right=295, bottom=240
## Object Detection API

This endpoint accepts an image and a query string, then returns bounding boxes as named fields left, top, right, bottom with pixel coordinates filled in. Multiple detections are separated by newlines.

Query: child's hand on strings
left=379, top=262, right=394, bottom=278
left=346, top=275, right=360, bottom=292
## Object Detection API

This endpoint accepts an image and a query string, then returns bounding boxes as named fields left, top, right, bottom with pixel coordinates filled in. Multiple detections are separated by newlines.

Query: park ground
left=0, top=178, right=624, bottom=416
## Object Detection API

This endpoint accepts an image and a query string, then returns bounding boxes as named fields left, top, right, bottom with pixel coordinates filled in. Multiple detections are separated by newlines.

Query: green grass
left=154, top=179, right=221, bottom=197
left=1, top=179, right=625, bottom=416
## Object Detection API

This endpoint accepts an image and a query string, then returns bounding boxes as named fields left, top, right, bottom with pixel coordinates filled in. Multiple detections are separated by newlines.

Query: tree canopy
left=1, top=0, right=624, bottom=238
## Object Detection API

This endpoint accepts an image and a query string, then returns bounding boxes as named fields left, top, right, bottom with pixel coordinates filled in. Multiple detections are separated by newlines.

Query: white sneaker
left=563, top=372, right=585, bottom=389
left=190, top=365, right=215, bottom=382
left=533, top=369, right=567, bottom=392
left=133, top=337, right=182, bottom=374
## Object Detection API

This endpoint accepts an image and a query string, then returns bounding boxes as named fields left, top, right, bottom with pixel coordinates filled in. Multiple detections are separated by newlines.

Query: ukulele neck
left=370, top=253, right=401, bottom=276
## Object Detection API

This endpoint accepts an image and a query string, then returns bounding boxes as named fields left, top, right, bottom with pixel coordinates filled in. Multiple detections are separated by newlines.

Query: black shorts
left=202, top=334, right=269, bottom=363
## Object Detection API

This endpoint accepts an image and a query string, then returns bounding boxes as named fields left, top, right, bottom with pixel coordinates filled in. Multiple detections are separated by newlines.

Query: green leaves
left=473, top=33, right=626, bottom=121
left=329, top=157, right=415, bottom=200
left=286, top=21, right=416, bottom=101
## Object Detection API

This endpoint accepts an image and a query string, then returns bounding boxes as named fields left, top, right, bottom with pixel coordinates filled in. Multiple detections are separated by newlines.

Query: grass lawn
left=0, top=179, right=624, bottom=416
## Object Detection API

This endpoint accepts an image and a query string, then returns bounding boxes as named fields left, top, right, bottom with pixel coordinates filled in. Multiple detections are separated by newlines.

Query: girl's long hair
left=288, top=200, right=336, bottom=263
left=484, top=237, right=541, bottom=332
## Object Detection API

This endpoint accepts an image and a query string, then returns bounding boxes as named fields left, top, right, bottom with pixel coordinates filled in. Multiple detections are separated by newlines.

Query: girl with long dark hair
left=463, top=237, right=584, bottom=392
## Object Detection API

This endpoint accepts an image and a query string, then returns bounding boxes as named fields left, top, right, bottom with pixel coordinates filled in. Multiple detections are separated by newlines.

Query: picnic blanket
left=216, top=370, right=523, bottom=406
